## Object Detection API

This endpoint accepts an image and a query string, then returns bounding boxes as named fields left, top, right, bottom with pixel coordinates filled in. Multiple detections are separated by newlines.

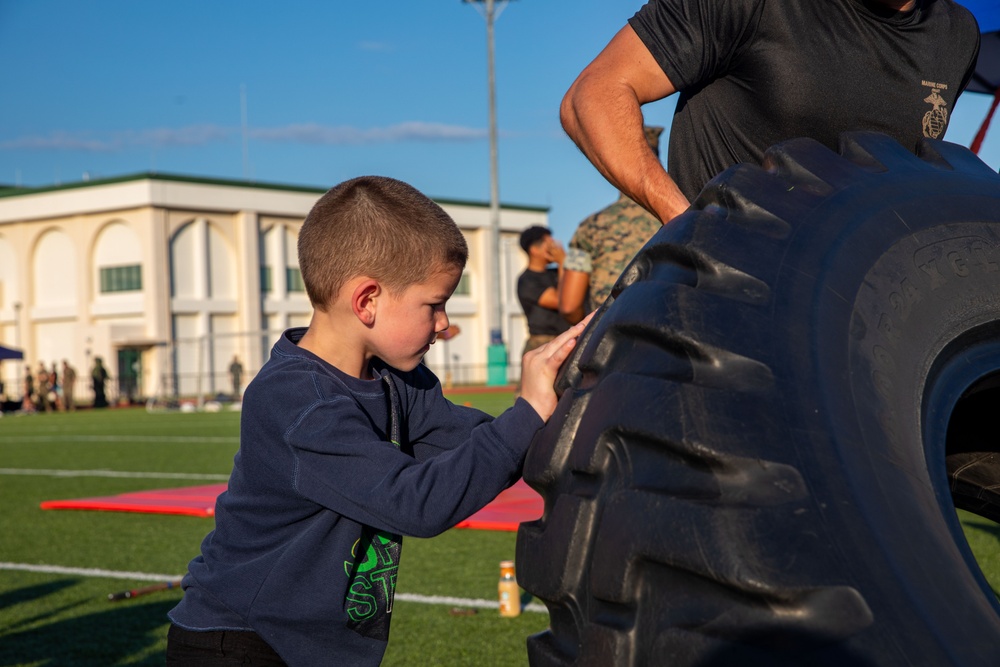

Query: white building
left=0, top=173, right=545, bottom=403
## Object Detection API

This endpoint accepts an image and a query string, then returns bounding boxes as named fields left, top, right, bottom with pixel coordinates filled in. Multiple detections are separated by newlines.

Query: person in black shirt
left=561, top=0, right=981, bottom=226
left=517, top=226, right=570, bottom=360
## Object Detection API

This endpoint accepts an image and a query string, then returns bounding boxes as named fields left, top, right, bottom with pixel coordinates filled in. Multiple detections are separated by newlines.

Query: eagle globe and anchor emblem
left=922, top=81, right=949, bottom=139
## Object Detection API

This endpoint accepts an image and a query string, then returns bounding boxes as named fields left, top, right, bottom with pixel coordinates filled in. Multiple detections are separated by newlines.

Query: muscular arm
left=559, top=270, right=589, bottom=324
left=561, top=25, right=690, bottom=225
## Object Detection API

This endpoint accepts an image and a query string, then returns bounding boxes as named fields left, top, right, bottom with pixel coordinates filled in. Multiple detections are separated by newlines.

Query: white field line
left=395, top=592, right=547, bottom=613
left=0, top=468, right=229, bottom=480
left=2, top=435, right=238, bottom=444
left=0, top=562, right=547, bottom=613
left=0, top=562, right=182, bottom=582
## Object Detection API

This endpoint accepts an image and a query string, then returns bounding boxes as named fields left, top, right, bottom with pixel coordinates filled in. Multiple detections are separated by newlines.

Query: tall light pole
left=466, top=0, right=510, bottom=385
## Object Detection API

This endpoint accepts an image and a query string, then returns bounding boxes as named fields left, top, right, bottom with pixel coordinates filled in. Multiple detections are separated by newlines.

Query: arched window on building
left=94, top=221, right=143, bottom=299
left=259, top=223, right=310, bottom=348
left=169, top=218, right=238, bottom=397
left=92, top=221, right=146, bottom=402
left=31, top=228, right=78, bottom=366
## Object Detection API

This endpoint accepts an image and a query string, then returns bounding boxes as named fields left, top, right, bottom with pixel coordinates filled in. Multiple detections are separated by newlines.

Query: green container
left=486, top=344, right=508, bottom=386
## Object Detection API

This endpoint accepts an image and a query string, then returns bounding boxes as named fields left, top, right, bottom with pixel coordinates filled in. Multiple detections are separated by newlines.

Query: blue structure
left=964, top=0, right=1000, bottom=152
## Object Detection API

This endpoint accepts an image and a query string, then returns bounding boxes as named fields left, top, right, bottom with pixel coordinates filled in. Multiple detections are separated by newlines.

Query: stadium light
left=465, top=0, right=511, bottom=385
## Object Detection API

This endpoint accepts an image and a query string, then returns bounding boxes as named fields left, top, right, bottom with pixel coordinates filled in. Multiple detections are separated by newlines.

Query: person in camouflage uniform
left=560, top=126, right=663, bottom=323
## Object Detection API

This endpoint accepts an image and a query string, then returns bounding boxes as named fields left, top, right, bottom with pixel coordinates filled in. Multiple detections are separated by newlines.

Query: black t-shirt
left=517, top=268, right=570, bottom=336
left=630, top=0, right=981, bottom=201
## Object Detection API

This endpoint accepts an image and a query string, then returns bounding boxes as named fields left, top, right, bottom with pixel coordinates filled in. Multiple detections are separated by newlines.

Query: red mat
left=40, top=479, right=543, bottom=531
left=40, top=484, right=226, bottom=518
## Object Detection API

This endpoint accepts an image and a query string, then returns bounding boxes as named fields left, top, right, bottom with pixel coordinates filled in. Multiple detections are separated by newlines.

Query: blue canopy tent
left=963, top=0, right=1000, bottom=152
left=0, top=345, right=23, bottom=361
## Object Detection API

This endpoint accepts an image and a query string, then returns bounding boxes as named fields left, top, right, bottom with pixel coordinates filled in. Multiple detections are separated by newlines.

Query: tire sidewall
left=785, top=183, right=1000, bottom=635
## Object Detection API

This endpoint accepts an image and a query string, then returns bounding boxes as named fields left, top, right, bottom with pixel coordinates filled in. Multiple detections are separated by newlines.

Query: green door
left=117, top=348, right=141, bottom=403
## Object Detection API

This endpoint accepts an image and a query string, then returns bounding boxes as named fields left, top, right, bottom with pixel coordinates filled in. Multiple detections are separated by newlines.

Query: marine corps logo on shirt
left=921, top=80, right=949, bottom=139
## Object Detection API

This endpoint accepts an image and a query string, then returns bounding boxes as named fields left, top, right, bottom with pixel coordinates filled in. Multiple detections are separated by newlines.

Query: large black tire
left=516, top=132, right=1000, bottom=666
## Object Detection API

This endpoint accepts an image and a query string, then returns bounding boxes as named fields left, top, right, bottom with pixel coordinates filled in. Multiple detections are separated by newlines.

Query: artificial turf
left=1, top=392, right=998, bottom=665
left=0, top=393, right=547, bottom=666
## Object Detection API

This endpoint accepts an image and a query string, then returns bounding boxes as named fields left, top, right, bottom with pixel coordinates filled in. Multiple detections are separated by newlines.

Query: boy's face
left=371, top=263, right=463, bottom=372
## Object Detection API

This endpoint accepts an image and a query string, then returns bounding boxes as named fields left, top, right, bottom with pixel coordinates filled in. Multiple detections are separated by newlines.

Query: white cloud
left=0, top=125, right=233, bottom=152
left=128, top=125, right=233, bottom=147
left=0, top=121, right=485, bottom=152
left=250, top=122, right=486, bottom=144
left=0, top=131, right=122, bottom=152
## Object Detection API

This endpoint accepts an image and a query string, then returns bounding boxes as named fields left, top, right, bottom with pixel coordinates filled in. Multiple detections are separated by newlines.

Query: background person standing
left=229, top=355, right=244, bottom=399
left=49, top=361, right=61, bottom=411
left=62, top=360, right=76, bottom=411
left=22, top=366, right=34, bottom=412
left=36, top=363, right=51, bottom=413
left=91, top=356, right=109, bottom=408
left=560, top=125, right=665, bottom=324
left=516, top=226, right=570, bottom=359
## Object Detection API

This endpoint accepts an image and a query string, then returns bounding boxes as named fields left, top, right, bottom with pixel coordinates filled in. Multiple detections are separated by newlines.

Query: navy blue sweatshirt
left=168, top=328, right=543, bottom=665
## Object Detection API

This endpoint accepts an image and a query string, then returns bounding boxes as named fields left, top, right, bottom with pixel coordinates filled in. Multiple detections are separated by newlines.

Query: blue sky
left=1, top=1, right=997, bottom=243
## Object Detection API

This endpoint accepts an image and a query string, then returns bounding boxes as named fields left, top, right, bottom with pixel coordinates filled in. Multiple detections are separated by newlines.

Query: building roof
left=0, top=171, right=549, bottom=213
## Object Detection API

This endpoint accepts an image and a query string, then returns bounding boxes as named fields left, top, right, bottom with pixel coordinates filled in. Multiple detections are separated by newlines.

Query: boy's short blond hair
left=298, top=176, right=469, bottom=311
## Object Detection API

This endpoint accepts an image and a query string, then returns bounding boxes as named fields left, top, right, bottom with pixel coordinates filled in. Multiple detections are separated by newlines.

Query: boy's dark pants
left=167, top=624, right=287, bottom=666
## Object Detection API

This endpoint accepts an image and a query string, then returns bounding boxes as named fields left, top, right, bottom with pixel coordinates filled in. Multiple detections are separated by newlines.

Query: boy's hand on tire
left=520, top=312, right=594, bottom=422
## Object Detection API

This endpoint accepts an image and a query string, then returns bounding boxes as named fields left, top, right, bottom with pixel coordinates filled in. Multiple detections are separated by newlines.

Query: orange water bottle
left=498, top=560, right=520, bottom=617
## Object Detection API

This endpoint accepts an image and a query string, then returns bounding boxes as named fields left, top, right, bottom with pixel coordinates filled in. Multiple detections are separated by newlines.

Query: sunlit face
left=370, top=263, right=463, bottom=372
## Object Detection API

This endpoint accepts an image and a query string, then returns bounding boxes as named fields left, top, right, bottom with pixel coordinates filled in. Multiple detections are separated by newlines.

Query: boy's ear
left=351, top=279, right=381, bottom=326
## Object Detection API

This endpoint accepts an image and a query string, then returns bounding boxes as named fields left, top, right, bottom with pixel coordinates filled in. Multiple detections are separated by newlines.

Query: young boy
left=166, top=176, right=590, bottom=666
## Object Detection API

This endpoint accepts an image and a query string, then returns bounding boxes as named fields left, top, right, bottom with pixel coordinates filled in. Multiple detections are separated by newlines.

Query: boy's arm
left=406, top=387, right=497, bottom=462
left=289, top=396, right=542, bottom=538
left=406, top=316, right=591, bottom=455
left=290, top=319, right=590, bottom=538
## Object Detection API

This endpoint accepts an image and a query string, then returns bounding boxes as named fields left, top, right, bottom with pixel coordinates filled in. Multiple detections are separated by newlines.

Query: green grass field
left=1, top=392, right=998, bottom=666
left=0, top=391, right=547, bottom=666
